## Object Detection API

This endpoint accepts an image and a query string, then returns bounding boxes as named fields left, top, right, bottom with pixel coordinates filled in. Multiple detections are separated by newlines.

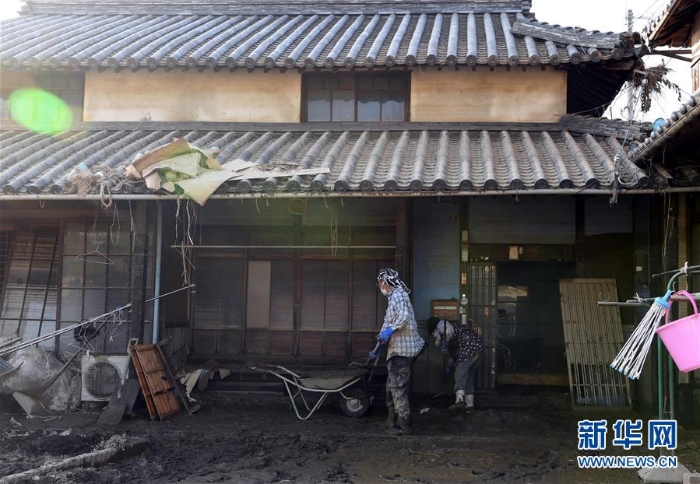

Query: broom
left=611, top=289, right=672, bottom=379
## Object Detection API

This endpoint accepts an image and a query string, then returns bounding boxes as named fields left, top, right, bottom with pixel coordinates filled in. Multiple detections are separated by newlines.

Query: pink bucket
left=655, top=290, right=700, bottom=373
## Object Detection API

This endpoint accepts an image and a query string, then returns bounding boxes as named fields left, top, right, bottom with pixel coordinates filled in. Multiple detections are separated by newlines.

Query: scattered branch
left=630, top=59, right=683, bottom=113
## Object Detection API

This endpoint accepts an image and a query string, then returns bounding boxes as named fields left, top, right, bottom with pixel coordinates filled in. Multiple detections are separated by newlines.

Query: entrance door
left=465, top=262, right=497, bottom=390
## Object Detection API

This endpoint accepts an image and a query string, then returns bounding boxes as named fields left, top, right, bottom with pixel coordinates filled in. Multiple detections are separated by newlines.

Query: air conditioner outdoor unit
left=81, top=354, right=130, bottom=402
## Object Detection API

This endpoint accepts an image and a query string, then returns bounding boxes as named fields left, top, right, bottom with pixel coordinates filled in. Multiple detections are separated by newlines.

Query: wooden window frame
left=0, top=227, right=60, bottom=347
left=59, top=220, right=137, bottom=353
left=301, top=72, right=410, bottom=123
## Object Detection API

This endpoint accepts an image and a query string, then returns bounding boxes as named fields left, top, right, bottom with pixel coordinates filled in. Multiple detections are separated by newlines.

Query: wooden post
left=575, top=196, right=586, bottom=277
left=677, top=194, right=689, bottom=386
left=395, top=198, right=410, bottom=285
left=460, top=197, right=469, bottom=298
left=648, top=195, right=664, bottom=416
left=292, top=212, right=303, bottom=357
left=129, top=202, right=149, bottom=342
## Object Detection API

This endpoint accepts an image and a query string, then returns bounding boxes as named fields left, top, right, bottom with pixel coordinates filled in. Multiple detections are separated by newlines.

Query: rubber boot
left=448, top=390, right=465, bottom=412
left=465, top=393, right=475, bottom=413
left=385, top=407, right=396, bottom=430
left=396, top=416, right=412, bottom=435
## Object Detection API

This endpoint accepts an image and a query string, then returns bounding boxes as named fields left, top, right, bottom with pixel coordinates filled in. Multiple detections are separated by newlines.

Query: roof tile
left=0, top=118, right=650, bottom=197
left=1, top=10, right=639, bottom=70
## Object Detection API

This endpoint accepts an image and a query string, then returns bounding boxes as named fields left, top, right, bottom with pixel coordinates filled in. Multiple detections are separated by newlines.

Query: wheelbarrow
left=251, top=343, right=382, bottom=421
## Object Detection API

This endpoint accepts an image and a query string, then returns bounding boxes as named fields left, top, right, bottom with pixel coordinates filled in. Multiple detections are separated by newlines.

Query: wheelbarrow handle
left=367, top=340, right=385, bottom=363
left=348, top=341, right=384, bottom=369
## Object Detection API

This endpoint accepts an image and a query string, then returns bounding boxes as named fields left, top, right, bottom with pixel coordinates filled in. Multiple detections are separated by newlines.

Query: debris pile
left=127, top=138, right=329, bottom=204
left=126, top=138, right=226, bottom=205
left=0, top=347, right=80, bottom=414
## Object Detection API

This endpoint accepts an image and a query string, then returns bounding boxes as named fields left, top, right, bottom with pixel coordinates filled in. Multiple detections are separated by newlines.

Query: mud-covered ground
left=1, top=389, right=699, bottom=484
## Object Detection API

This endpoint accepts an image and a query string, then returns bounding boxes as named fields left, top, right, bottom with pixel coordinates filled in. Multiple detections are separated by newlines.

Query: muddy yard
left=1, top=390, right=699, bottom=484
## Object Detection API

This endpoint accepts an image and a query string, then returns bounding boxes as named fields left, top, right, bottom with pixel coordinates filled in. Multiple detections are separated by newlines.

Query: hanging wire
left=637, top=0, right=666, bottom=22
left=175, top=198, right=197, bottom=285
left=108, top=201, right=121, bottom=249
left=104, top=307, right=128, bottom=344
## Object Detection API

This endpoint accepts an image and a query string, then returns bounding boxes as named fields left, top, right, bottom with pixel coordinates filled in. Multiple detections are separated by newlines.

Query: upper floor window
left=303, top=74, right=408, bottom=122
left=0, top=72, right=84, bottom=123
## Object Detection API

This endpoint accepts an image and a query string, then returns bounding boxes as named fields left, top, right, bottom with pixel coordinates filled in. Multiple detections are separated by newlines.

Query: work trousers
left=454, top=353, right=480, bottom=395
left=386, top=355, right=412, bottom=420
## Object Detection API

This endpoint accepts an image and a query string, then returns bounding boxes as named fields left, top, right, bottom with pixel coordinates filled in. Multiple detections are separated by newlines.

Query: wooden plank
left=560, top=279, right=632, bottom=409
left=130, top=344, right=181, bottom=420
left=510, top=21, right=622, bottom=49
left=136, top=346, right=180, bottom=419
left=129, top=345, right=158, bottom=420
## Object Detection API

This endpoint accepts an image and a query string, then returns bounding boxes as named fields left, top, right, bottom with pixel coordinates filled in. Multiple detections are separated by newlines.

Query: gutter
left=0, top=187, right=699, bottom=202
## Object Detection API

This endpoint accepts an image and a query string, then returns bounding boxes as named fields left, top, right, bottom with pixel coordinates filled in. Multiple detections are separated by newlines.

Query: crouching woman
left=428, top=317, right=483, bottom=412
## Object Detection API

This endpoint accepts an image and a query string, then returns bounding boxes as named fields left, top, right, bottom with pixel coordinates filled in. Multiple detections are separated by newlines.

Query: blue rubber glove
left=378, top=327, right=394, bottom=343
left=440, top=340, right=449, bottom=354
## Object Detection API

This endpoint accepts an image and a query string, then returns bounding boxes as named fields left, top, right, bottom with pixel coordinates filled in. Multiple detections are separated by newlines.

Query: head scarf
left=431, top=320, right=454, bottom=347
left=377, top=268, right=410, bottom=294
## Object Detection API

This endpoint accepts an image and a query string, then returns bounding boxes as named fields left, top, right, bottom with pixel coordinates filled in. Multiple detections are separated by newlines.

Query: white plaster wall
left=410, top=67, right=567, bottom=123
left=84, top=69, right=302, bottom=122
left=82, top=67, right=566, bottom=123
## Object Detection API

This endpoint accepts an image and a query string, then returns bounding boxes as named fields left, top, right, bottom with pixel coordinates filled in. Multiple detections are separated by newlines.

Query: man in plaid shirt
left=372, top=268, right=425, bottom=435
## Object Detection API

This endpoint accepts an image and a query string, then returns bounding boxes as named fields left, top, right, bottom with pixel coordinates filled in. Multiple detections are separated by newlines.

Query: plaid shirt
left=380, top=287, right=425, bottom=359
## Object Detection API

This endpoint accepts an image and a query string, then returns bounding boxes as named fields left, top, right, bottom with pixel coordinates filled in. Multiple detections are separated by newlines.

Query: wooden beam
left=575, top=196, right=585, bottom=277
left=511, top=20, right=622, bottom=49
left=649, top=49, right=692, bottom=62
left=129, top=202, right=149, bottom=342
left=395, top=198, right=409, bottom=286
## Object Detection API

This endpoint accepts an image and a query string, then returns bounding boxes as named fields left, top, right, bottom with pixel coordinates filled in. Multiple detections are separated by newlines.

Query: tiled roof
left=0, top=117, right=650, bottom=198
left=0, top=9, right=640, bottom=70
left=628, top=89, right=700, bottom=162
left=643, top=0, right=700, bottom=47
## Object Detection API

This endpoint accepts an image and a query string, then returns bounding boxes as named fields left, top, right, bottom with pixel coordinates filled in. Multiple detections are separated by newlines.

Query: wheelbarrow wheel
left=339, top=388, right=370, bottom=418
